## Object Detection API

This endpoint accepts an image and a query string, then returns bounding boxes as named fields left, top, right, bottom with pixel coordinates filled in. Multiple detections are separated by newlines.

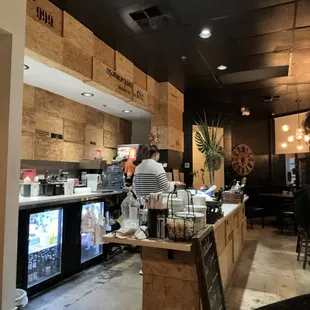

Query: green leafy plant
left=194, top=112, right=224, bottom=185
left=192, top=168, right=206, bottom=186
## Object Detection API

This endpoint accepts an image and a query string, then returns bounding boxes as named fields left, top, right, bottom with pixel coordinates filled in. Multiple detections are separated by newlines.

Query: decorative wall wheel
left=232, top=144, right=255, bottom=176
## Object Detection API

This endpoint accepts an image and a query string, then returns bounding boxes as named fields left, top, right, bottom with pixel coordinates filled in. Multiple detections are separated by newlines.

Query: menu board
left=193, top=225, right=226, bottom=310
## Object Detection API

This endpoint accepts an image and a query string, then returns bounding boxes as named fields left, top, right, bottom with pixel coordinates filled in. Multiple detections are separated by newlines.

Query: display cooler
left=17, top=193, right=124, bottom=297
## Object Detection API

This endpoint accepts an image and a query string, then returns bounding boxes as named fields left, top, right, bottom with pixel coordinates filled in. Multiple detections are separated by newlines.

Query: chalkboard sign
left=193, top=225, right=226, bottom=310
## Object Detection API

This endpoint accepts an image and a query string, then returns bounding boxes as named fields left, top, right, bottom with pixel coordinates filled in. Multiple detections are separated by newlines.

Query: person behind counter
left=133, top=144, right=185, bottom=197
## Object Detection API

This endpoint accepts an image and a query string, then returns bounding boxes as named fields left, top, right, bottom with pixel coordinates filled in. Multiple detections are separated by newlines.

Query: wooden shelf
left=102, top=235, right=192, bottom=252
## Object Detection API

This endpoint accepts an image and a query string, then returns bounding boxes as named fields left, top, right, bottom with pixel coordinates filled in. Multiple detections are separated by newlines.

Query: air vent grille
left=129, top=6, right=168, bottom=30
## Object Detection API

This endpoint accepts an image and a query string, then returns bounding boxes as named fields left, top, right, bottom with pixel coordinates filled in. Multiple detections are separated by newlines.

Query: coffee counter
left=19, top=191, right=122, bottom=210
left=103, top=202, right=247, bottom=310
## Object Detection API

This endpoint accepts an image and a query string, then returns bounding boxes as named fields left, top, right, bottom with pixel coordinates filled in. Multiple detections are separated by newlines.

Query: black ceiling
left=50, top=0, right=310, bottom=118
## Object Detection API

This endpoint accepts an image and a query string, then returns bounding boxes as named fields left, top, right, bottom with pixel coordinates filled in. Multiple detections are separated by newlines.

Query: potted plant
left=194, top=113, right=224, bottom=186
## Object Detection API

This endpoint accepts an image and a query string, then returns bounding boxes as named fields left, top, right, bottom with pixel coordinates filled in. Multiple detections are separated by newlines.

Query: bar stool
left=279, top=204, right=297, bottom=235
left=297, top=228, right=310, bottom=269
left=245, top=205, right=264, bottom=229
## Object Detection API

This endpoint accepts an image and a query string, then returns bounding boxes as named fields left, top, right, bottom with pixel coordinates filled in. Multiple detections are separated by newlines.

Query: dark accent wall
left=183, top=92, right=286, bottom=190
left=159, top=150, right=183, bottom=171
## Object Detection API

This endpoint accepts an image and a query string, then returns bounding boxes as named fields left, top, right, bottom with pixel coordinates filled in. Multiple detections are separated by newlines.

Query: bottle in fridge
left=27, top=209, right=63, bottom=288
left=81, top=201, right=105, bottom=264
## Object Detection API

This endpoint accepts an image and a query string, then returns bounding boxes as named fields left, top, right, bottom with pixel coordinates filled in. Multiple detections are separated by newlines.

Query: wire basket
left=166, top=190, right=196, bottom=241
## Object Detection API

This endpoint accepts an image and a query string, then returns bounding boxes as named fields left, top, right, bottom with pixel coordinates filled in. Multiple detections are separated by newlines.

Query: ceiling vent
left=129, top=6, right=169, bottom=30
left=262, top=95, right=281, bottom=102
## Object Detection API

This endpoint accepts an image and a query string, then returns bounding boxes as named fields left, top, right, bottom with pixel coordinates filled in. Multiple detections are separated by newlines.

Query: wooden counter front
left=103, top=203, right=247, bottom=310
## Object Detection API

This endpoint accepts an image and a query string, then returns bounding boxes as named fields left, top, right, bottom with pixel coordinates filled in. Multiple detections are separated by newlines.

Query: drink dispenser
left=121, top=191, right=139, bottom=229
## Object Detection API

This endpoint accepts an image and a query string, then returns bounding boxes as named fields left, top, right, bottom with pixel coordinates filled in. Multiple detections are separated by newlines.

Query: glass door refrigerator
left=80, top=201, right=104, bottom=264
left=27, top=208, right=63, bottom=288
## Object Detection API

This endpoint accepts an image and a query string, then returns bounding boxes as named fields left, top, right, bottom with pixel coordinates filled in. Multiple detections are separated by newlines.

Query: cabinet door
left=218, top=239, right=233, bottom=291
left=214, top=219, right=226, bottom=256
left=233, top=227, right=242, bottom=263
left=242, top=218, right=247, bottom=243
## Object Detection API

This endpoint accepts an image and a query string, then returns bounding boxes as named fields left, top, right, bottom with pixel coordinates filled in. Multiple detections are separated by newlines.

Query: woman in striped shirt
left=133, top=144, right=175, bottom=198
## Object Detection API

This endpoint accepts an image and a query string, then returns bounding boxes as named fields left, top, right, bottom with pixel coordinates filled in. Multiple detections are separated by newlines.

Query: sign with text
left=27, top=0, right=63, bottom=36
left=193, top=226, right=226, bottom=310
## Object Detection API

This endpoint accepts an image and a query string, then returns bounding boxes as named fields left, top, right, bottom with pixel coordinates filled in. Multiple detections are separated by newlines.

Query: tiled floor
left=26, top=226, right=310, bottom=310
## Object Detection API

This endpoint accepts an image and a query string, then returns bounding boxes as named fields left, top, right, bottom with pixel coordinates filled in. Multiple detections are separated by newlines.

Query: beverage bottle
left=28, top=255, right=33, bottom=283
left=32, top=255, right=38, bottom=282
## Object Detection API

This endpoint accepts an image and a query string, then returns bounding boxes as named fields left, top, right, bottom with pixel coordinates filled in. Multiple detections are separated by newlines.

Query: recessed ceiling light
left=122, top=110, right=132, bottom=113
left=217, top=65, right=227, bottom=71
left=272, top=113, right=275, bottom=116
left=24, top=64, right=29, bottom=70
left=81, top=92, right=94, bottom=97
left=102, top=104, right=107, bottom=107
left=199, top=28, right=212, bottom=39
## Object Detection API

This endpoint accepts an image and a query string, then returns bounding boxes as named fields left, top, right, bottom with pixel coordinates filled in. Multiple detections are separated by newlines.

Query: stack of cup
left=64, top=178, right=74, bottom=195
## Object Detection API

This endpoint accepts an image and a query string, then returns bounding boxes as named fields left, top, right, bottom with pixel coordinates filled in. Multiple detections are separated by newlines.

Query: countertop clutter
left=19, top=191, right=122, bottom=209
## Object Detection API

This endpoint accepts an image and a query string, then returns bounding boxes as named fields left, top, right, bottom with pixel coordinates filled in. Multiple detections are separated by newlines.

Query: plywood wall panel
left=85, top=106, right=104, bottom=127
left=63, top=12, right=93, bottom=56
left=90, top=58, right=133, bottom=102
left=26, top=0, right=63, bottom=36
left=118, top=134, right=132, bottom=145
left=63, top=142, right=84, bottom=162
left=102, top=147, right=116, bottom=164
left=34, top=133, right=64, bottom=161
left=93, top=36, right=115, bottom=69
left=85, top=124, right=104, bottom=146
left=21, top=133, right=34, bottom=160
left=61, top=40, right=92, bottom=81
left=84, top=145, right=104, bottom=160
left=104, top=113, right=119, bottom=133
left=23, top=84, right=35, bottom=109
left=35, top=112, right=63, bottom=136
left=115, top=51, right=134, bottom=81
left=25, top=16, right=63, bottom=66
left=131, top=84, right=148, bottom=109
left=22, top=109, right=36, bottom=134
left=134, top=66, right=147, bottom=89
left=119, top=119, right=132, bottom=136
left=62, top=98, right=86, bottom=123
left=63, top=120, right=85, bottom=143
left=104, top=131, right=117, bottom=148
left=35, top=88, right=64, bottom=117
left=168, top=105, right=183, bottom=131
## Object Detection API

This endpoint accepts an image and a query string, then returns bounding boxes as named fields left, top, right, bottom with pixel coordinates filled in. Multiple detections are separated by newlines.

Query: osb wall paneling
left=63, top=120, right=85, bottom=144
left=115, top=51, right=134, bottom=82
left=63, top=12, right=94, bottom=56
left=134, top=66, right=147, bottom=89
left=62, top=98, right=86, bottom=123
left=26, top=0, right=63, bottom=36
left=61, top=39, right=92, bottom=81
left=93, top=36, right=115, bottom=70
left=25, top=16, right=63, bottom=66
left=85, top=106, right=104, bottom=127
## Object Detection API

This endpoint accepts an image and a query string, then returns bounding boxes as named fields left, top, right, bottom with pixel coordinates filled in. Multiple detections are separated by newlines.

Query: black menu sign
left=193, top=225, right=226, bottom=310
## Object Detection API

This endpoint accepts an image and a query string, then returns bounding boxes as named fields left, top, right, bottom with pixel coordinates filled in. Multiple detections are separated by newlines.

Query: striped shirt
left=133, top=159, right=175, bottom=198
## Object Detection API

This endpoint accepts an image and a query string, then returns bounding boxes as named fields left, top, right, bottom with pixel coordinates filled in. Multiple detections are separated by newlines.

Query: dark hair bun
left=136, top=144, right=159, bottom=161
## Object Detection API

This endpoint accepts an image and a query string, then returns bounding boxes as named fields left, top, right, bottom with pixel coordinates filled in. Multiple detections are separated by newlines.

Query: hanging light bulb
left=282, top=143, right=288, bottom=148
left=282, top=125, right=290, bottom=132
left=297, top=144, right=303, bottom=150
left=287, top=135, right=295, bottom=142
left=305, top=135, right=310, bottom=142
left=296, top=132, right=303, bottom=140
left=296, top=127, right=303, bottom=133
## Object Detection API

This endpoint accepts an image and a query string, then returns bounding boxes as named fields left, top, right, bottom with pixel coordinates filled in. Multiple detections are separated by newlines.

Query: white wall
left=0, top=1, right=26, bottom=309
left=131, top=120, right=151, bottom=144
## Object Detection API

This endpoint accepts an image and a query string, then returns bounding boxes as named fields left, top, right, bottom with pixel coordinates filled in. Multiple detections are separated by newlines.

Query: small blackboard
left=193, top=225, right=226, bottom=310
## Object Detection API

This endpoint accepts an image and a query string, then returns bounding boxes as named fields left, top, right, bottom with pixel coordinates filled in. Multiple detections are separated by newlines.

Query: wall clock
left=232, top=144, right=255, bottom=176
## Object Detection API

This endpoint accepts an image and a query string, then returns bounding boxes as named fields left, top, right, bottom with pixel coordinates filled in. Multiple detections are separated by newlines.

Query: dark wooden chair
left=279, top=203, right=297, bottom=235
left=245, top=205, right=264, bottom=229
left=297, top=228, right=310, bottom=269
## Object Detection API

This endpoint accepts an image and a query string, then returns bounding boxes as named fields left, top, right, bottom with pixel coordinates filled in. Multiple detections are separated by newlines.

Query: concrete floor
left=26, top=226, right=310, bottom=310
